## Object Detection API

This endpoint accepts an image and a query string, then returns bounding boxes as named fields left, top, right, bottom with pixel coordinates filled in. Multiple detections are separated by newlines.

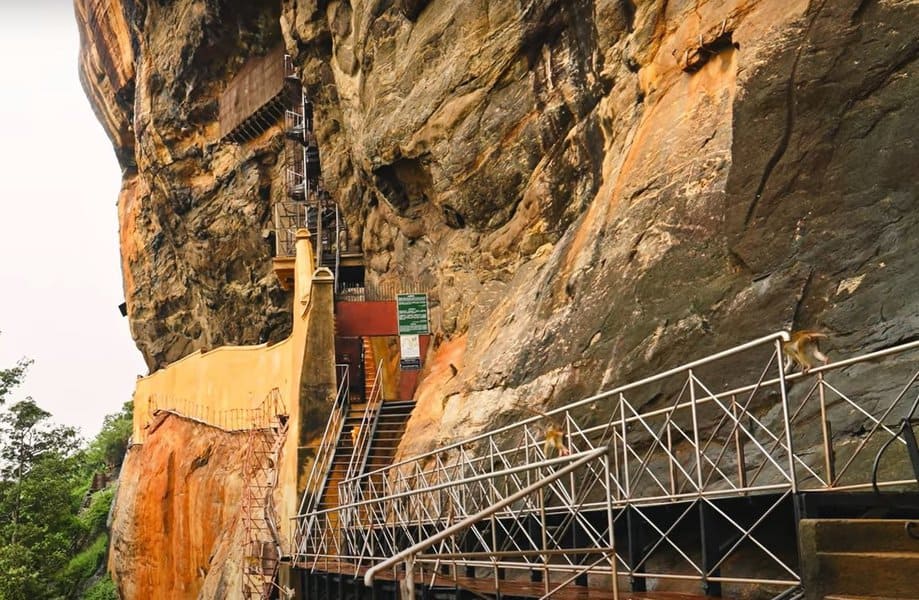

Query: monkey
left=543, top=424, right=570, bottom=457
left=782, top=330, right=830, bottom=374
left=350, top=425, right=360, bottom=447
left=521, top=407, right=570, bottom=457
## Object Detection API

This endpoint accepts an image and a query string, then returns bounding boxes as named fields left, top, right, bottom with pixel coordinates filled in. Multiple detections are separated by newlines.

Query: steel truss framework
left=242, top=391, right=290, bottom=600
left=293, top=332, right=919, bottom=597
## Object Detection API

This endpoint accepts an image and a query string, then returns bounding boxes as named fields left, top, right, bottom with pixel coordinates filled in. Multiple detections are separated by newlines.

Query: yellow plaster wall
left=128, top=229, right=328, bottom=547
left=132, top=337, right=294, bottom=441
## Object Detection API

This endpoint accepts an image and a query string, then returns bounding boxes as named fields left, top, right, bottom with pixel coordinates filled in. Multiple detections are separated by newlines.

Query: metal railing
left=283, top=54, right=298, bottom=81
left=285, top=166, right=308, bottom=201
left=285, top=109, right=306, bottom=142
left=241, top=400, right=289, bottom=599
left=335, top=280, right=432, bottom=303
left=273, top=201, right=308, bottom=258
left=293, top=332, right=919, bottom=596
left=363, top=446, right=615, bottom=597
left=343, top=361, right=385, bottom=487
left=140, top=388, right=287, bottom=442
left=296, top=365, right=351, bottom=532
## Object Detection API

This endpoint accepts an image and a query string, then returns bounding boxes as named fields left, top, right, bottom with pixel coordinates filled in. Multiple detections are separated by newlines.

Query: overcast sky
left=0, top=3, right=147, bottom=437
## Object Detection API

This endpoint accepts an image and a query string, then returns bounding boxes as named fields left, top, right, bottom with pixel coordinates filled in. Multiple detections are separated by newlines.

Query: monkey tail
left=796, top=330, right=828, bottom=339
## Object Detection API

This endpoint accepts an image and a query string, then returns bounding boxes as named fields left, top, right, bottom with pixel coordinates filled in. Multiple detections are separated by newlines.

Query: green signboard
left=396, top=293, right=430, bottom=335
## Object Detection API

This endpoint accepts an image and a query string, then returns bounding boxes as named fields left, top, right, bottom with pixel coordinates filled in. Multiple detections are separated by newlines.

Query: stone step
left=805, top=519, right=919, bottom=554
left=811, top=552, right=918, bottom=598
left=801, top=519, right=919, bottom=600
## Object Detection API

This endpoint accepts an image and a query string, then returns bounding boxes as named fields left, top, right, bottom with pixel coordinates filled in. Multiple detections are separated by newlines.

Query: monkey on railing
left=522, top=407, right=570, bottom=458
left=782, top=330, right=830, bottom=373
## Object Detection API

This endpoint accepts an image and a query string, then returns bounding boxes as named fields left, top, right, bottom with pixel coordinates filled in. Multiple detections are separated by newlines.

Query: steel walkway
left=292, top=331, right=919, bottom=598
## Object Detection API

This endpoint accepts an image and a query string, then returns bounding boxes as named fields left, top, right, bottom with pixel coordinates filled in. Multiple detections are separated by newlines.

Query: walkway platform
left=295, top=559, right=725, bottom=599
left=293, top=332, right=919, bottom=599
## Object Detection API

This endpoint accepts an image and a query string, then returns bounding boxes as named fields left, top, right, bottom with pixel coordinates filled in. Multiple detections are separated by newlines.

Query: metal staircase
left=275, top=59, right=346, bottom=288
left=298, top=361, right=423, bottom=573
left=319, top=401, right=371, bottom=513
left=292, top=331, right=919, bottom=599
left=353, top=400, right=415, bottom=488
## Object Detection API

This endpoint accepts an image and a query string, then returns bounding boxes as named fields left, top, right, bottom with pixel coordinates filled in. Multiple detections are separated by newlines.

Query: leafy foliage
left=0, top=348, right=30, bottom=406
left=82, top=575, right=117, bottom=600
left=81, top=487, right=115, bottom=538
left=63, top=533, right=110, bottom=588
left=85, top=402, right=133, bottom=470
left=0, top=349, right=132, bottom=599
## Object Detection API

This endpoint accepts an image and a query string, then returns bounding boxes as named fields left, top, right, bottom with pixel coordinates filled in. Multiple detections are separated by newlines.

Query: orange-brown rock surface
left=110, top=414, right=252, bottom=599
left=77, top=0, right=919, bottom=597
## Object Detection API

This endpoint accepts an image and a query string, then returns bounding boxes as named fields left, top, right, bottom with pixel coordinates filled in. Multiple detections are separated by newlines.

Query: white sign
left=399, top=335, right=421, bottom=370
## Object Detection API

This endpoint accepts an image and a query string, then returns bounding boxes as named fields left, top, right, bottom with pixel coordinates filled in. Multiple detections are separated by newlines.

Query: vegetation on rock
left=0, top=344, right=131, bottom=600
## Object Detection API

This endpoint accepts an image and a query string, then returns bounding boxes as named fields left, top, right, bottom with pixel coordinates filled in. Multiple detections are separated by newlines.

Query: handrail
left=297, top=364, right=350, bottom=517
left=296, top=333, right=919, bottom=596
left=346, top=332, right=790, bottom=486
left=343, top=361, right=385, bottom=490
left=334, top=204, right=341, bottom=293
left=342, top=336, right=919, bottom=498
left=284, top=54, right=297, bottom=80
left=304, top=447, right=606, bottom=518
left=273, top=201, right=308, bottom=258
left=362, top=446, right=610, bottom=587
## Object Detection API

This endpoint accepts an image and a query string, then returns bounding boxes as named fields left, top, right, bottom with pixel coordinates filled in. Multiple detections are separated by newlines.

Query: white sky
left=0, top=4, right=147, bottom=438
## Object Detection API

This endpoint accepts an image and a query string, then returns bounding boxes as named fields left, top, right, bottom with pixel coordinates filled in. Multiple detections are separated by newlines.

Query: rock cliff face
left=110, top=415, right=250, bottom=599
left=78, top=0, right=918, bottom=596
left=77, top=0, right=292, bottom=371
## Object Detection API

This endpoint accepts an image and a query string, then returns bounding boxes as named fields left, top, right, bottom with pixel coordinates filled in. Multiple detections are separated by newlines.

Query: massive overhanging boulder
left=77, top=0, right=918, bottom=595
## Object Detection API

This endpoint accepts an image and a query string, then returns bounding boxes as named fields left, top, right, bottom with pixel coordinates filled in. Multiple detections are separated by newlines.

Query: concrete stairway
left=800, top=519, right=919, bottom=600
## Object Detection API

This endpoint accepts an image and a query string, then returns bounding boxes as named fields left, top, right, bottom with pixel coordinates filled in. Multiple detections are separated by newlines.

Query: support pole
left=626, top=507, right=646, bottom=592
left=401, top=556, right=416, bottom=600
left=699, top=500, right=722, bottom=597
left=604, top=453, right=620, bottom=600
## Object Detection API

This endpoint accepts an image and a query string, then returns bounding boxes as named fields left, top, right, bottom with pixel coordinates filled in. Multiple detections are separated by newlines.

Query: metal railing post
left=620, top=394, right=630, bottom=498
left=666, top=420, right=676, bottom=496
left=732, top=395, right=748, bottom=490
left=604, top=452, right=620, bottom=600
left=689, top=370, right=704, bottom=491
left=817, top=372, right=836, bottom=485
left=488, top=441, right=500, bottom=589
left=539, top=467, right=549, bottom=594
left=775, top=341, right=798, bottom=492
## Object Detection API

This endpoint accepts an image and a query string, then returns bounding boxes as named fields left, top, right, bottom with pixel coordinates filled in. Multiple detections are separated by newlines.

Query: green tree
left=0, top=341, right=129, bottom=599
left=85, top=401, right=133, bottom=470
left=0, top=338, right=30, bottom=406
left=0, top=399, right=80, bottom=546
left=0, top=398, right=84, bottom=599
